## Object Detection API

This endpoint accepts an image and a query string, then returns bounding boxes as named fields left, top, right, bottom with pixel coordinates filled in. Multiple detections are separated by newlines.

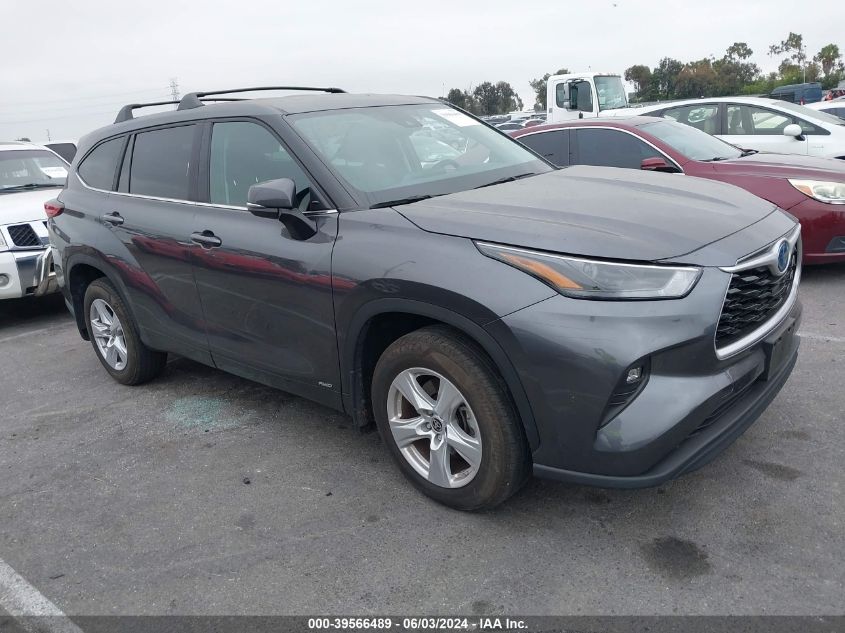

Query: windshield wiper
left=473, top=172, right=538, bottom=189
left=0, top=183, right=63, bottom=193
left=370, top=194, right=435, bottom=209
left=701, top=157, right=729, bottom=162
left=740, top=149, right=759, bottom=157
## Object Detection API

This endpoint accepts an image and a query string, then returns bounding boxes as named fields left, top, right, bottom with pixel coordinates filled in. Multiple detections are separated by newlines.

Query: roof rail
left=115, top=100, right=180, bottom=124
left=177, top=86, right=346, bottom=111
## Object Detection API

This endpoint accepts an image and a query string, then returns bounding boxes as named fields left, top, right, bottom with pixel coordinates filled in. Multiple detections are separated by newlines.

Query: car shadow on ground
left=0, top=293, right=69, bottom=332
left=801, top=261, right=845, bottom=281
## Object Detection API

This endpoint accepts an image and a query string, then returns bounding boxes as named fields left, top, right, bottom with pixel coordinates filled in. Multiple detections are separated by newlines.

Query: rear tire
left=83, top=278, right=166, bottom=385
left=372, top=326, right=530, bottom=511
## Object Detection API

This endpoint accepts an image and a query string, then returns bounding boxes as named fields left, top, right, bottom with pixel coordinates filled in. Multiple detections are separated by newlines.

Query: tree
left=624, top=65, right=653, bottom=101
left=769, top=33, right=808, bottom=81
left=445, top=88, right=470, bottom=111
left=815, top=44, right=843, bottom=76
left=652, top=57, right=684, bottom=100
left=15, top=137, right=31, bottom=142
left=725, top=42, right=754, bottom=61
left=713, top=42, right=760, bottom=95
left=528, top=68, right=569, bottom=110
left=675, top=59, right=719, bottom=99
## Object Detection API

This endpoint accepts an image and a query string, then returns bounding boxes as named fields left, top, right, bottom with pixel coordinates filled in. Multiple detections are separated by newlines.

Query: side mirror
left=783, top=123, right=804, bottom=139
left=246, top=178, right=317, bottom=240
left=641, top=157, right=680, bottom=173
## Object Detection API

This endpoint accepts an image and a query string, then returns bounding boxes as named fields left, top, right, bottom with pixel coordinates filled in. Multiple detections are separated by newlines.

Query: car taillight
left=44, top=200, right=64, bottom=218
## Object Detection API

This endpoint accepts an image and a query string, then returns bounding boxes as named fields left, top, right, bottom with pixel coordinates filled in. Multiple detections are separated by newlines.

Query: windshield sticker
left=431, top=108, right=481, bottom=127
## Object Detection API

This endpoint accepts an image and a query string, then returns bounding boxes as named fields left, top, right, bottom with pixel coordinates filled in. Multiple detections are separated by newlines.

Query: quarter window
left=78, top=138, right=124, bottom=190
left=129, top=125, right=195, bottom=200
left=574, top=128, right=663, bottom=169
left=209, top=121, right=313, bottom=209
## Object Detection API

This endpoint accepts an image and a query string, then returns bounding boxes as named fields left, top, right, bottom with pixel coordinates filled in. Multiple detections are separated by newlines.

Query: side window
left=130, top=125, right=195, bottom=199
left=77, top=137, right=125, bottom=190
left=795, top=117, right=827, bottom=135
left=743, top=106, right=792, bottom=135
left=555, top=83, right=568, bottom=108
left=518, top=130, right=569, bottom=166
left=574, top=128, right=662, bottom=169
left=209, top=121, right=314, bottom=209
left=661, top=105, right=719, bottom=134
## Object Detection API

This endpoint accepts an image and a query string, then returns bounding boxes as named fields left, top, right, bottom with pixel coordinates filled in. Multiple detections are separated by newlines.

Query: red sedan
left=511, top=117, right=845, bottom=264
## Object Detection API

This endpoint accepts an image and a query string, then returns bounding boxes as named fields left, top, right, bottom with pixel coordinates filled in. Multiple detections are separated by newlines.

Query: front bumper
left=787, top=198, right=845, bottom=264
left=485, top=266, right=801, bottom=487
left=0, top=247, right=58, bottom=299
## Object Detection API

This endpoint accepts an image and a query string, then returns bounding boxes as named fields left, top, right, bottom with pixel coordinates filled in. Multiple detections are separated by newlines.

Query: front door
left=720, top=104, right=809, bottom=155
left=191, top=119, right=341, bottom=406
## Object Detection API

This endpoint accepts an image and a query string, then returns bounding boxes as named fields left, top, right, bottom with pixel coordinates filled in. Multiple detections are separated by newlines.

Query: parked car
left=806, top=100, right=845, bottom=121
left=495, top=121, right=524, bottom=131
left=617, top=97, right=845, bottom=159
left=0, top=142, right=65, bottom=300
left=50, top=87, right=801, bottom=510
left=511, top=117, right=845, bottom=264
left=521, top=118, right=544, bottom=128
left=43, top=140, right=78, bottom=163
left=770, top=82, right=823, bottom=105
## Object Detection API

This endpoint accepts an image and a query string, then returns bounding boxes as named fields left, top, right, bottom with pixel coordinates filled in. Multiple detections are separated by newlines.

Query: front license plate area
left=762, top=321, right=796, bottom=381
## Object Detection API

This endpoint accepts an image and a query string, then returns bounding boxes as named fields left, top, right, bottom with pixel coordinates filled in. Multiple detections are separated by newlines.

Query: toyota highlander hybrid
left=48, top=87, right=802, bottom=510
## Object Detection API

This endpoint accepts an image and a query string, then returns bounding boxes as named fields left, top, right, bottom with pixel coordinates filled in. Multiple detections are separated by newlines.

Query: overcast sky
left=2, top=0, right=843, bottom=142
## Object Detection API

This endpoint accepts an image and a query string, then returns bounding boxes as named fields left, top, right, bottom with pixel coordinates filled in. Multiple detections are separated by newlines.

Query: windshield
left=641, top=120, right=742, bottom=161
left=775, top=101, right=845, bottom=126
left=0, top=149, right=68, bottom=191
left=289, top=103, right=551, bottom=207
left=596, top=76, right=628, bottom=111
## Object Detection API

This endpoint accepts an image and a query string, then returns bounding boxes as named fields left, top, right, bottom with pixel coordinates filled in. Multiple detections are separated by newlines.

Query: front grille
left=716, top=252, right=797, bottom=349
left=7, top=223, right=40, bottom=247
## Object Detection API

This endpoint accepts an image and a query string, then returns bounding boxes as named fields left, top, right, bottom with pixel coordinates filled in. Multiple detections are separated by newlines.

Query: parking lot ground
left=1, top=266, right=844, bottom=617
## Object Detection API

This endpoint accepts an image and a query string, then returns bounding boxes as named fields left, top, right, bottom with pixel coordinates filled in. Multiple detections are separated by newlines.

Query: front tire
left=372, top=326, right=530, bottom=510
left=83, top=278, right=166, bottom=385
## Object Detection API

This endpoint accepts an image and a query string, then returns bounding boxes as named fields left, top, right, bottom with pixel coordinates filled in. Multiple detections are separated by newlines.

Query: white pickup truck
left=546, top=72, right=630, bottom=122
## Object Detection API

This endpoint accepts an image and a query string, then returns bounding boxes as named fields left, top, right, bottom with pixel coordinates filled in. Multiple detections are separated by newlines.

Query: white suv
left=0, top=142, right=66, bottom=300
left=619, top=97, right=845, bottom=159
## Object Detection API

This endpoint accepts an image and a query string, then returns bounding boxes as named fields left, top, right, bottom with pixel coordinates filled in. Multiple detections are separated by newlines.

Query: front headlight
left=476, top=242, right=702, bottom=300
left=789, top=179, right=845, bottom=204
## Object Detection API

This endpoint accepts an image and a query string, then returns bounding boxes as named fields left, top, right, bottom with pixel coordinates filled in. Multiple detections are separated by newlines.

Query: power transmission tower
left=169, top=78, right=180, bottom=105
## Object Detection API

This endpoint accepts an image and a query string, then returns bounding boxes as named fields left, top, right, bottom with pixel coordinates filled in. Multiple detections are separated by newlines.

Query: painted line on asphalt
left=801, top=331, right=845, bottom=344
left=0, top=558, right=82, bottom=633
left=0, top=325, right=65, bottom=345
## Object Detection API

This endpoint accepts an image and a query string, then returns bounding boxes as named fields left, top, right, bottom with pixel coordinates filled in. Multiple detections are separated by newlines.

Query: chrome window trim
left=517, top=125, right=684, bottom=172
left=714, top=223, right=802, bottom=360
left=76, top=176, right=337, bottom=214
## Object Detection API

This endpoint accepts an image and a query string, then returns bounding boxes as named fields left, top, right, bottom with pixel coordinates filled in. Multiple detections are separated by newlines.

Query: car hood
left=713, top=152, right=845, bottom=181
left=396, top=167, right=781, bottom=263
left=0, top=188, right=60, bottom=224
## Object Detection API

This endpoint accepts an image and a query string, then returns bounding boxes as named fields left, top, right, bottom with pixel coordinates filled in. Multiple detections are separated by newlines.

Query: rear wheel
left=83, top=278, right=166, bottom=385
left=372, top=326, right=530, bottom=510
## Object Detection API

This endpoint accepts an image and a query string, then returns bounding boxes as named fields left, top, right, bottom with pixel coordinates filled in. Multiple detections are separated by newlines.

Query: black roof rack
left=114, top=100, right=180, bottom=124
left=177, top=86, right=346, bottom=111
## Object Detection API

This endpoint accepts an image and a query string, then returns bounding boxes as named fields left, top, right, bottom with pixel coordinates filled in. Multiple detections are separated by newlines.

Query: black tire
left=83, top=278, right=167, bottom=385
left=372, top=326, right=530, bottom=511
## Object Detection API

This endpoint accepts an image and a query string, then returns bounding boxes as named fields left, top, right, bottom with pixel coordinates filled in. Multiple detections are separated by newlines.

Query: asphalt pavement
left=0, top=265, right=843, bottom=617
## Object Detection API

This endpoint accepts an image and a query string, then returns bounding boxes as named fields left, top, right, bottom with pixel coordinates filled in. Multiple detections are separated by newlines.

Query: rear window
left=129, top=125, right=195, bottom=200
left=78, top=138, right=124, bottom=190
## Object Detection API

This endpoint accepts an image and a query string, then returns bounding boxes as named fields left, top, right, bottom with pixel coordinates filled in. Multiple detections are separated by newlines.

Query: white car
left=806, top=99, right=845, bottom=121
left=0, top=142, right=67, bottom=300
left=617, top=97, right=845, bottom=159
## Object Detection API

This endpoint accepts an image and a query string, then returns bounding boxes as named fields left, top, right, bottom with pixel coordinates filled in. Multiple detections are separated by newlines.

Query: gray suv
left=48, top=87, right=801, bottom=510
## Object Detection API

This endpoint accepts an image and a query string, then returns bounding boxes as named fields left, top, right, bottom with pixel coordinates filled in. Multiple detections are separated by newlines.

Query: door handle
left=100, top=212, right=124, bottom=226
left=190, top=231, right=222, bottom=248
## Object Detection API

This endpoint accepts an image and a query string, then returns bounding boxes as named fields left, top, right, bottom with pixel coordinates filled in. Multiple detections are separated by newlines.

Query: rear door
left=516, top=129, right=570, bottom=166
left=191, top=119, right=341, bottom=406
left=108, top=123, right=211, bottom=363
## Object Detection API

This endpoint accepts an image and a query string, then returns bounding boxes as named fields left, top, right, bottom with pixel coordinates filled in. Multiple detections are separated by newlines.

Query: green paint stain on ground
left=167, top=396, right=244, bottom=430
